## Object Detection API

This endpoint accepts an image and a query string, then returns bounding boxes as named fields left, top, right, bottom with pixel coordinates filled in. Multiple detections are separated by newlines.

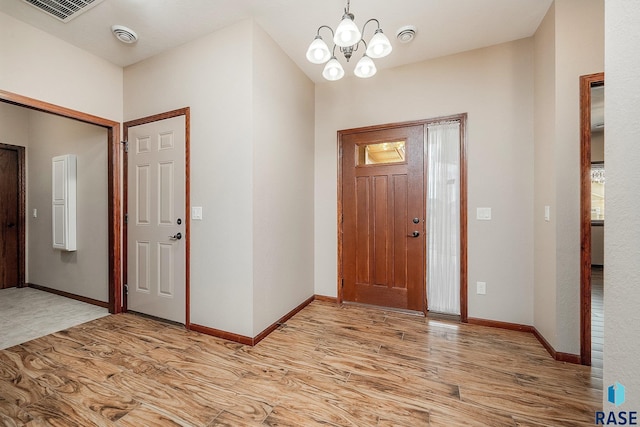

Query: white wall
left=533, top=3, right=558, bottom=348
left=27, top=111, right=109, bottom=302
left=553, top=0, right=604, bottom=355
left=124, top=19, right=315, bottom=337
left=0, top=102, right=30, bottom=148
left=314, top=39, right=535, bottom=325
left=0, top=11, right=122, bottom=122
left=251, top=24, right=315, bottom=334
left=533, top=0, right=604, bottom=354
left=604, top=0, right=640, bottom=409
left=125, top=20, right=255, bottom=336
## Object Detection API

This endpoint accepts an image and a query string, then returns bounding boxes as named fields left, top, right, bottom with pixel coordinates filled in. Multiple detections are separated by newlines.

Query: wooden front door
left=0, top=144, right=24, bottom=289
left=341, top=125, right=425, bottom=312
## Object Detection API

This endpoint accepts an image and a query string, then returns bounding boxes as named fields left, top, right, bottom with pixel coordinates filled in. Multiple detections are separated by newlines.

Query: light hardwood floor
left=0, top=301, right=601, bottom=426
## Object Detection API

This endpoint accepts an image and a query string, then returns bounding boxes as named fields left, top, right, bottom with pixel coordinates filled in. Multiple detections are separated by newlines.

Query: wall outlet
left=477, top=281, right=487, bottom=295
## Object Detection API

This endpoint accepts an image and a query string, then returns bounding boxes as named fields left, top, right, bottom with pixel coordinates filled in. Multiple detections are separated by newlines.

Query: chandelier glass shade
left=322, top=57, right=345, bottom=81
left=354, top=55, right=376, bottom=78
left=334, top=14, right=361, bottom=47
left=306, top=36, right=331, bottom=64
left=306, top=1, right=392, bottom=81
left=366, top=29, right=393, bottom=58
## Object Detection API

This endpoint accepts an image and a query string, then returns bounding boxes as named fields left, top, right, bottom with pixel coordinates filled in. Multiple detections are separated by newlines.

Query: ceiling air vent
left=20, top=0, right=105, bottom=23
left=111, top=25, right=138, bottom=44
left=396, top=25, right=417, bottom=44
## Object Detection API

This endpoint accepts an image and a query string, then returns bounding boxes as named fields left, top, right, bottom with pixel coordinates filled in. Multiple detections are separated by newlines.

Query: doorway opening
left=0, top=90, right=122, bottom=314
left=580, top=73, right=605, bottom=368
left=337, top=115, right=468, bottom=320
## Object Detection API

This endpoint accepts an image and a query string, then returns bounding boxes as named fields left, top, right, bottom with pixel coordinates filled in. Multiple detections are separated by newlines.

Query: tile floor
left=0, top=287, right=109, bottom=350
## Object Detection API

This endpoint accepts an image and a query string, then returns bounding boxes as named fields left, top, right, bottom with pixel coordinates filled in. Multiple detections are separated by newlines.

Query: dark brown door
left=0, top=145, right=21, bottom=289
left=341, top=125, right=425, bottom=311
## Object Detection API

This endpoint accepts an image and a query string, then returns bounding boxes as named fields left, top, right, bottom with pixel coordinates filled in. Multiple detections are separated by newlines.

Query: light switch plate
left=477, top=281, right=487, bottom=295
left=191, top=206, right=203, bottom=220
left=477, top=207, right=492, bottom=220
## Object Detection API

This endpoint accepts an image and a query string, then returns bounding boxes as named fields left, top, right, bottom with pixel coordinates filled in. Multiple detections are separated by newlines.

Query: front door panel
left=127, top=116, right=186, bottom=323
left=342, top=125, right=425, bottom=312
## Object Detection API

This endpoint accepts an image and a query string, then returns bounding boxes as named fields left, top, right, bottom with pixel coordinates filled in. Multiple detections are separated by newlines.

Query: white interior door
left=127, top=115, right=186, bottom=323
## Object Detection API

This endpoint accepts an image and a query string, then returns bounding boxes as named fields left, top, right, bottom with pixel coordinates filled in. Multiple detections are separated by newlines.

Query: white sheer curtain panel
left=426, top=121, right=461, bottom=315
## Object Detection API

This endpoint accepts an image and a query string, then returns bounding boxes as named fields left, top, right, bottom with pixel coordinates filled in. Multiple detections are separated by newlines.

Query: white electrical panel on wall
left=52, top=154, right=77, bottom=251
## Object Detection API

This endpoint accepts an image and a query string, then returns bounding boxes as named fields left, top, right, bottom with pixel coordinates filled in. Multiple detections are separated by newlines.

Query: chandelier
left=306, top=0, right=392, bottom=81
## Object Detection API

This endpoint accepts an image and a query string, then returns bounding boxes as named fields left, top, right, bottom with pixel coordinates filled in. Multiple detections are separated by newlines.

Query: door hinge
left=124, top=213, right=128, bottom=224
left=124, top=284, right=128, bottom=295
left=341, top=278, right=344, bottom=289
left=121, top=140, right=129, bottom=152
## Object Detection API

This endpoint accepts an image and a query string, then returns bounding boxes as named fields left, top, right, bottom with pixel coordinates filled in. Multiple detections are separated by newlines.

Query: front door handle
left=169, top=232, right=182, bottom=240
left=408, top=231, right=420, bottom=238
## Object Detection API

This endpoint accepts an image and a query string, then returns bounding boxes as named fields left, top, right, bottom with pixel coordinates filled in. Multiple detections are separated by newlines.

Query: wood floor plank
left=459, top=382, right=596, bottom=425
left=77, top=342, right=167, bottom=377
left=0, top=345, right=59, bottom=380
left=0, top=359, right=53, bottom=408
left=0, top=397, right=34, bottom=425
left=115, top=404, right=194, bottom=427
left=105, top=371, right=221, bottom=426
left=34, top=369, right=141, bottom=422
left=22, top=395, right=117, bottom=426
left=0, top=301, right=601, bottom=426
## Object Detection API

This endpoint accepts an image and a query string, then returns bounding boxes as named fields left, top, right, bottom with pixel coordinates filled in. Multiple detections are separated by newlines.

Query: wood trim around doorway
left=0, top=89, right=122, bottom=314
left=580, top=72, right=604, bottom=366
left=123, top=108, right=191, bottom=327
left=337, top=114, right=468, bottom=320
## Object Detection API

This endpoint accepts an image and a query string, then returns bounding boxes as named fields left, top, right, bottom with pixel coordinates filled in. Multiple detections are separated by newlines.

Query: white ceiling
left=0, top=0, right=553, bottom=83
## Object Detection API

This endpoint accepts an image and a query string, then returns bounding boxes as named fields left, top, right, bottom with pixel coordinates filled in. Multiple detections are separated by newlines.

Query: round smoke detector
left=111, top=25, right=138, bottom=44
left=396, top=25, right=417, bottom=43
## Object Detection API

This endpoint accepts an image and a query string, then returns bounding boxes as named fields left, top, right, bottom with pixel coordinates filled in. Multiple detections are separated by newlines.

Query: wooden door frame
left=123, top=108, right=191, bottom=327
left=337, top=113, right=468, bottom=321
left=0, top=89, right=122, bottom=314
left=0, top=143, right=26, bottom=288
left=580, top=72, right=604, bottom=366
